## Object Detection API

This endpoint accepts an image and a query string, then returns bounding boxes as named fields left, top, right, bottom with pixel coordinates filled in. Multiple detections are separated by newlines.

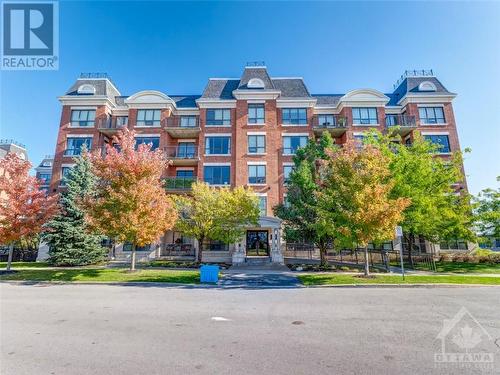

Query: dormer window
left=418, top=81, right=437, bottom=92
left=77, top=84, right=96, bottom=95
left=247, top=78, right=265, bottom=89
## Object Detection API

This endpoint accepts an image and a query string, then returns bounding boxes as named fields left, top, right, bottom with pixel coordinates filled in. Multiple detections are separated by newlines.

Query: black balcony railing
left=385, top=115, right=417, bottom=127
left=166, top=117, right=200, bottom=128
left=96, top=117, right=128, bottom=130
left=164, top=177, right=197, bottom=190
left=313, top=115, right=348, bottom=128
left=164, top=146, right=198, bottom=159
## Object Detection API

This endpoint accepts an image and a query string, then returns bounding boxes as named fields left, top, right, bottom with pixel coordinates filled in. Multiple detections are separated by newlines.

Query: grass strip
left=0, top=268, right=200, bottom=284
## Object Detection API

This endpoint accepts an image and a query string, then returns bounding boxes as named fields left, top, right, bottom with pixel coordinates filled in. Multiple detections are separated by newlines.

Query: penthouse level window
left=419, top=107, right=445, bottom=124
left=137, top=109, right=161, bottom=126
left=248, top=104, right=265, bottom=124
left=282, top=108, right=307, bottom=125
left=206, top=109, right=231, bottom=126
left=352, top=108, right=378, bottom=125
left=71, top=109, right=95, bottom=127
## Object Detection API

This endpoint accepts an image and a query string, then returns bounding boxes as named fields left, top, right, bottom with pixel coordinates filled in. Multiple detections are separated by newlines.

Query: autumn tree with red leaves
left=0, top=154, right=58, bottom=270
left=87, top=129, right=177, bottom=271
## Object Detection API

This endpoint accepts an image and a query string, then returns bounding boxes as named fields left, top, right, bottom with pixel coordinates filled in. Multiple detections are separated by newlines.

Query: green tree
left=369, top=131, right=475, bottom=265
left=274, top=132, right=337, bottom=265
left=42, top=152, right=107, bottom=266
left=473, top=177, right=500, bottom=246
left=174, top=182, right=260, bottom=263
left=317, top=144, right=410, bottom=276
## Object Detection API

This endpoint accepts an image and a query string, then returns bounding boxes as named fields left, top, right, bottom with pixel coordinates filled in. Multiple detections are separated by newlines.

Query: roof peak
left=393, top=69, right=434, bottom=90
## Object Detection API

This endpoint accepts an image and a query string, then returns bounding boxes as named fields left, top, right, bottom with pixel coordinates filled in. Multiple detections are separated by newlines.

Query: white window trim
left=281, top=133, right=309, bottom=137
left=352, top=123, right=380, bottom=127
left=176, top=167, right=195, bottom=171
left=135, top=125, right=162, bottom=128
left=254, top=192, right=268, bottom=197
left=247, top=131, right=266, bottom=136
left=417, top=104, right=445, bottom=108
left=283, top=162, right=294, bottom=166
left=281, top=123, right=308, bottom=127
left=204, top=133, right=232, bottom=137
left=247, top=123, right=266, bottom=126
left=420, top=131, right=450, bottom=136
left=420, top=122, right=448, bottom=126
left=247, top=161, right=267, bottom=165
left=135, top=134, right=161, bottom=138
left=203, top=162, right=231, bottom=166
left=67, top=134, right=94, bottom=139
left=61, top=163, right=76, bottom=168
left=177, top=139, right=197, bottom=142
left=71, top=106, right=97, bottom=110
left=205, top=124, right=232, bottom=128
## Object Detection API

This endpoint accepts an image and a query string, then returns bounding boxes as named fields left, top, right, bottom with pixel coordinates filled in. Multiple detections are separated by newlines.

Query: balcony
left=313, top=115, right=348, bottom=136
left=164, top=146, right=199, bottom=166
left=165, top=117, right=201, bottom=138
left=164, top=177, right=197, bottom=192
left=385, top=115, right=416, bottom=136
left=97, top=118, right=127, bottom=136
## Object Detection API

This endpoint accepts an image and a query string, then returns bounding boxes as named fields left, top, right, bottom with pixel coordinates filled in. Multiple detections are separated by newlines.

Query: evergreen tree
left=43, top=152, right=107, bottom=266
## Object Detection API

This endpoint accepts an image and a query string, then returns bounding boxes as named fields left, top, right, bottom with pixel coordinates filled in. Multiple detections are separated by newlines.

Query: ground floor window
left=208, top=240, right=229, bottom=251
left=123, top=243, right=152, bottom=251
left=440, top=239, right=467, bottom=250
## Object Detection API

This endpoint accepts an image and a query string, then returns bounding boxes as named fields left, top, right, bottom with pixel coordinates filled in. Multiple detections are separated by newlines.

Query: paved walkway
left=220, top=266, right=301, bottom=288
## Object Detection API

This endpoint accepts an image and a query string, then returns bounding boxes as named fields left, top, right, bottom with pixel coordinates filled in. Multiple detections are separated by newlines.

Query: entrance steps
left=244, top=256, right=270, bottom=266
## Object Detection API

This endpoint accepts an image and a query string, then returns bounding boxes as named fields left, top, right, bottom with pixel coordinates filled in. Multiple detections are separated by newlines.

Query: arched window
left=77, top=84, right=96, bottom=95
left=247, top=78, right=265, bottom=89
left=418, top=81, right=437, bottom=92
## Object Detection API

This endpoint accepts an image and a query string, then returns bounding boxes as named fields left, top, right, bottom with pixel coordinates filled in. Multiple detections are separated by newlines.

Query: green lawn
left=298, top=274, right=500, bottom=286
left=426, top=262, right=500, bottom=274
left=0, top=261, right=50, bottom=269
left=0, top=268, right=200, bottom=284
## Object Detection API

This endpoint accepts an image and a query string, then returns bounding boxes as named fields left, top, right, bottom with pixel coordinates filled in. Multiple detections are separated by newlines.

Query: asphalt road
left=1, top=283, right=499, bottom=375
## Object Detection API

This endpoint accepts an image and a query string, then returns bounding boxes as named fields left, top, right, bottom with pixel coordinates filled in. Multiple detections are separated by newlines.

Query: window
left=205, top=136, right=231, bottom=155
left=248, top=165, right=266, bottom=184
left=419, top=107, right=445, bottom=124
left=204, top=166, right=230, bottom=185
left=206, top=109, right=231, bottom=126
left=283, top=165, right=293, bottom=184
left=123, top=243, right=151, bottom=252
left=177, top=142, right=196, bottom=158
left=248, top=135, right=265, bottom=154
left=115, top=116, right=128, bottom=127
left=176, top=170, right=194, bottom=178
left=352, top=108, right=378, bottom=125
left=440, top=239, right=467, bottom=250
left=71, top=110, right=95, bottom=127
left=208, top=240, right=229, bottom=251
left=282, top=108, right=307, bottom=125
left=424, top=135, right=451, bottom=153
left=180, top=116, right=197, bottom=127
left=135, top=137, right=160, bottom=150
left=258, top=196, right=267, bottom=216
left=136, top=109, right=161, bottom=126
left=318, top=115, right=335, bottom=126
left=38, top=173, right=51, bottom=183
left=65, top=137, right=92, bottom=156
left=354, top=134, right=366, bottom=149
left=60, top=167, right=72, bottom=186
left=283, top=136, right=308, bottom=155
left=248, top=104, right=265, bottom=124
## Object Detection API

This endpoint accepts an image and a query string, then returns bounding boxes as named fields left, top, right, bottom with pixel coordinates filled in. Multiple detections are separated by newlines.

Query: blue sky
left=1, top=1, right=499, bottom=194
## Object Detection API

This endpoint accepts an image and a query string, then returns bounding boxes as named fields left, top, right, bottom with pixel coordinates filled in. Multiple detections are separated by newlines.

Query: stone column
left=270, top=227, right=284, bottom=264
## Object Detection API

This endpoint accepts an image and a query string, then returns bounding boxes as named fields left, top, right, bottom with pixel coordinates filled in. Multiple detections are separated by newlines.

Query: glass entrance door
left=246, top=230, right=270, bottom=256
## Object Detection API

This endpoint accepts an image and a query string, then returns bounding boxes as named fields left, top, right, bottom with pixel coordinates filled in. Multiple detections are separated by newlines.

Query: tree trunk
left=408, top=233, right=415, bottom=268
left=6, top=243, right=14, bottom=271
left=130, top=244, right=137, bottom=271
left=318, top=242, right=327, bottom=267
left=197, top=236, right=204, bottom=264
left=363, top=246, right=370, bottom=276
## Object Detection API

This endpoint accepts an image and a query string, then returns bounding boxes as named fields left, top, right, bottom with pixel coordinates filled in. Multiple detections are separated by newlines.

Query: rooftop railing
left=0, top=139, right=26, bottom=148
left=393, top=69, right=434, bottom=89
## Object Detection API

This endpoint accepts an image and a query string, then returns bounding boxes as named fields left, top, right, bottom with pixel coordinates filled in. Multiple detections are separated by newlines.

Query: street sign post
left=395, top=226, right=405, bottom=280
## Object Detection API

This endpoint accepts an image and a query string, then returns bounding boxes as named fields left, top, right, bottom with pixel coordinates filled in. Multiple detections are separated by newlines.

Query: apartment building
left=35, top=155, right=54, bottom=191
left=49, top=65, right=465, bottom=263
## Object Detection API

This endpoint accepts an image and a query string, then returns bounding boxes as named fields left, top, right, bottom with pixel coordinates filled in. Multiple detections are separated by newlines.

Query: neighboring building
left=49, top=67, right=468, bottom=263
left=35, top=155, right=54, bottom=191
left=0, top=139, right=28, bottom=161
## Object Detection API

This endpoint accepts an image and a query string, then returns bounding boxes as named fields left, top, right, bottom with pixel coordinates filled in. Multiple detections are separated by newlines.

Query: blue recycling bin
left=200, top=265, right=219, bottom=283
